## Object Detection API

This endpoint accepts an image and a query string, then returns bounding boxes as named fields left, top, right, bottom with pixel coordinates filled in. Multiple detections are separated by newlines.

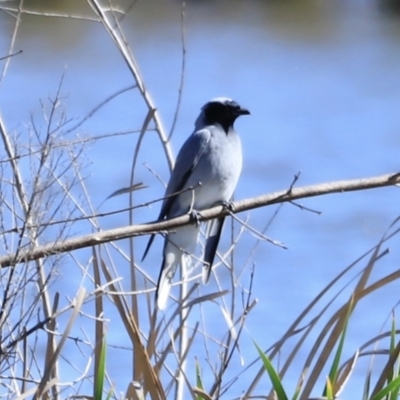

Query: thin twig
left=64, top=85, right=137, bottom=134
left=0, top=50, right=23, bottom=62
left=0, top=129, right=152, bottom=165
left=167, top=3, right=186, bottom=141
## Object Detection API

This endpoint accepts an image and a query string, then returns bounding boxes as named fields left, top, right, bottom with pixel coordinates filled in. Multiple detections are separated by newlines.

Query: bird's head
left=196, top=97, right=250, bottom=133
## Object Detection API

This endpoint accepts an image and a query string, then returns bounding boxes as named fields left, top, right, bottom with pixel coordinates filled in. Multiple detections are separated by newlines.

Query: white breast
left=174, top=127, right=242, bottom=214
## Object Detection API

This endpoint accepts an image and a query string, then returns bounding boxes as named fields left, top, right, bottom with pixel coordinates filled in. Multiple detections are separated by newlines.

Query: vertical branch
left=175, top=253, right=190, bottom=400
left=129, top=108, right=155, bottom=380
left=84, top=2, right=187, bottom=392
left=174, top=8, right=189, bottom=382
left=0, top=115, right=29, bottom=212
left=167, top=3, right=187, bottom=141
left=0, top=0, right=24, bottom=84
left=87, top=0, right=174, bottom=171
left=0, top=116, right=27, bottom=339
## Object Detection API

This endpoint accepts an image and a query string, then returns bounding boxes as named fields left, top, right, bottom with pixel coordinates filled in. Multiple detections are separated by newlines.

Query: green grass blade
left=388, top=314, right=400, bottom=400
left=254, top=341, right=288, bottom=400
left=195, top=357, right=205, bottom=400
left=388, top=313, right=396, bottom=385
left=325, top=376, right=333, bottom=400
left=370, top=375, right=400, bottom=400
left=323, top=295, right=354, bottom=397
left=94, top=336, right=107, bottom=400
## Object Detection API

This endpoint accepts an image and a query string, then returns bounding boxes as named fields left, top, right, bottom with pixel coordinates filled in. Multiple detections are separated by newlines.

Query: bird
left=142, top=97, right=250, bottom=309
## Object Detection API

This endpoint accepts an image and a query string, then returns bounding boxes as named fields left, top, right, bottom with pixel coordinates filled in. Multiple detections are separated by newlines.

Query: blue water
left=1, top=0, right=400, bottom=398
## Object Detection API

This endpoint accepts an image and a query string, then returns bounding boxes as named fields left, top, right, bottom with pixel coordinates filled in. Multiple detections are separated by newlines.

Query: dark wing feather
left=202, top=217, right=225, bottom=284
left=141, top=129, right=211, bottom=261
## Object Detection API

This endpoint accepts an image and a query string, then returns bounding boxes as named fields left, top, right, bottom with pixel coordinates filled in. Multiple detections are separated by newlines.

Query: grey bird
left=142, top=97, right=250, bottom=310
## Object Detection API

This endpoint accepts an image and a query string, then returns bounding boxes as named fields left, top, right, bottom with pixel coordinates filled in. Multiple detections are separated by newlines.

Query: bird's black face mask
left=203, top=101, right=250, bottom=134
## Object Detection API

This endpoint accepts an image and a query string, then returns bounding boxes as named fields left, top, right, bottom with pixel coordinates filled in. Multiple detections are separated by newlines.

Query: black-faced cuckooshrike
left=142, top=97, right=250, bottom=309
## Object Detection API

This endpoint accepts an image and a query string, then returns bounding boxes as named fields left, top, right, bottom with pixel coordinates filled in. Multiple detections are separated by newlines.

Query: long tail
left=156, top=253, right=179, bottom=310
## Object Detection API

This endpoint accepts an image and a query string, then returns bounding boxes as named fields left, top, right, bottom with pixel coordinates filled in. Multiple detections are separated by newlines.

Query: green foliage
left=94, top=336, right=107, bottom=400
left=254, top=341, right=288, bottom=400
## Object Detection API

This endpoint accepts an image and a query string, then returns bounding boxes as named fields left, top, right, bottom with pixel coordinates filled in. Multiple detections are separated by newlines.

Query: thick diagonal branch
left=1, top=172, right=399, bottom=268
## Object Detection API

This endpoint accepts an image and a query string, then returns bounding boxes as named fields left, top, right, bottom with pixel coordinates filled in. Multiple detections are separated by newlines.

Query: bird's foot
left=221, top=200, right=235, bottom=213
left=189, top=209, right=203, bottom=226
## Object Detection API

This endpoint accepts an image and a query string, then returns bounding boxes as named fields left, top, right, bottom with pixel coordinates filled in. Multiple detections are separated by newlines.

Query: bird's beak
left=237, top=107, right=250, bottom=116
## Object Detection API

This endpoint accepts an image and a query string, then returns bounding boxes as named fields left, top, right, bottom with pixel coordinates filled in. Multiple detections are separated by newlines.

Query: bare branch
left=87, top=0, right=175, bottom=171
left=0, top=50, right=23, bottom=62
left=167, top=3, right=186, bottom=141
left=1, top=172, right=399, bottom=268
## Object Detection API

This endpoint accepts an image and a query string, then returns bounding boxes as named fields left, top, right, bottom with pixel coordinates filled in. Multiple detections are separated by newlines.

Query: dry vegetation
left=1, top=1, right=400, bottom=400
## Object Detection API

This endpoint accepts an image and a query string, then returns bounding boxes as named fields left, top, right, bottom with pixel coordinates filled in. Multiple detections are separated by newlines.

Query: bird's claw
left=189, top=209, right=203, bottom=226
left=221, top=200, right=235, bottom=213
